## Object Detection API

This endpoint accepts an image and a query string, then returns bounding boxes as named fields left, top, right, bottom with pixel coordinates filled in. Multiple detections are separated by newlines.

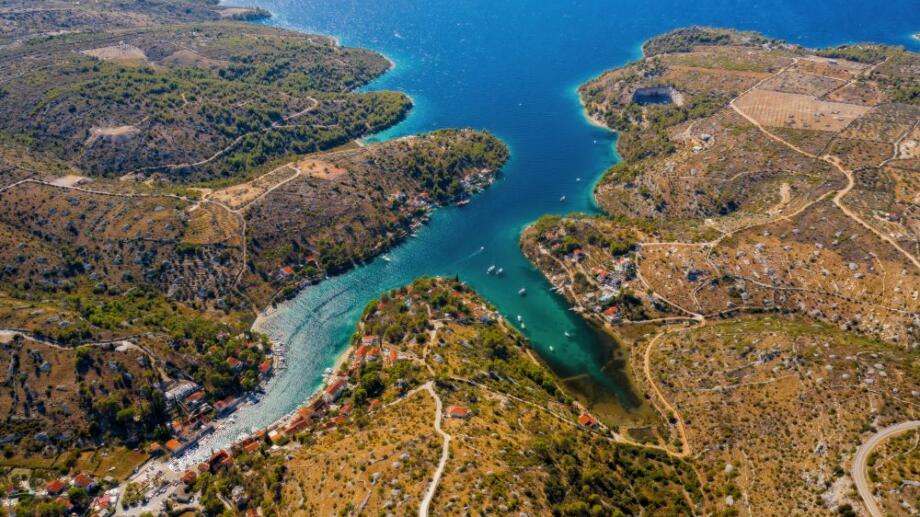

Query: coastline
left=242, top=164, right=503, bottom=431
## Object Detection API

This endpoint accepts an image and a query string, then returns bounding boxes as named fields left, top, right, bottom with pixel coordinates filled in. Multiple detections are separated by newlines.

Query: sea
left=187, top=0, right=920, bottom=463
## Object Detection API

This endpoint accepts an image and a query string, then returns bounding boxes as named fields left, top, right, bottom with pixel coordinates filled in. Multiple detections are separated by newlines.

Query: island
left=521, top=27, right=920, bottom=515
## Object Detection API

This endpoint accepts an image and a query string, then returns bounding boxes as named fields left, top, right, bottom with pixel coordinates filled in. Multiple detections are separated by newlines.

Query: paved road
left=851, top=420, right=920, bottom=517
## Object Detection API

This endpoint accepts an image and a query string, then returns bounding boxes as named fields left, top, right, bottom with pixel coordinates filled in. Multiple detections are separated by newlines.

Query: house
left=353, top=344, right=368, bottom=367
left=446, top=406, right=471, bottom=419
left=297, top=406, right=315, bottom=421
left=603, top=306, right=621, bottom=323
left=339, top=403, right=352, bottom=417
left=578, top=412, right=599, bottom=428
left=258, top=359, right=273, bottom=377
left=208, top=450, right=233, bottom=471
left=165, top=380, right=200, bottom=404
left=165, top=438, right=184, bottom=455
left=46, top=479, right=66, bottom=496
left=92, top=493, right=113, bottom=515
left=72, top=472, right=97, bottom=491
left=215, top=396, right=243, bottom=416
left=366, top=347, right=381, bottom=362
left=323, top=378, right=348, bottom=403
left=147, top=442, right=163, bottom=456
left=276, top=266, right=295, bottom=281
left=183, top=390, right=206, bottom=410
left=242, top=441, right=261, bottom=453
left=181, top=470, right=197, bottom=484
left=385, top=347, right=399, bottom=368
left=284, top=418, right=310, bottom=436
left=361, top=335, right=379, bottom=347
left=54, top=496, right=73, bottom=512
left=226, top=356, right=243, bottom=371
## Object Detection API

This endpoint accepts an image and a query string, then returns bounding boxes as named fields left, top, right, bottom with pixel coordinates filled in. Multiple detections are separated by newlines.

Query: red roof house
left=323, top=378, right=348, bottom=403
left=72, top=472, right=96, bottom=491
left=446, top=406, right=471, bottom=419
left=46, top=479, right=66, bottom=496
left=181, top=470, right=197, bottom=484
left=578, top=412, right=599, bottom=428
left=258, top=359, right=273, bottom=376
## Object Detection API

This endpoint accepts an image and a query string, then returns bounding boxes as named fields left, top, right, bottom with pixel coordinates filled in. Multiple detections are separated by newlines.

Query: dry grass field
left=735, top=89, right=871, bottom=131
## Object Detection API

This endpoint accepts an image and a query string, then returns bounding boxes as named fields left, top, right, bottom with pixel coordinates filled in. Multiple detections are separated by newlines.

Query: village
left=529, top=220, right=641, bottom=326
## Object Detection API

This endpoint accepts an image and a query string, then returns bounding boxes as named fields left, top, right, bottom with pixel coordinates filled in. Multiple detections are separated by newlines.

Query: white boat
left=521, top=323, right=526, bottom=329
left=560, top=195, right=566, bottom=202
left=518, top=288, right=527, bottom=296
left=576, top=177, right=581, bottom=182
left=487, top=265, right=496, bottom=274
left=496, top=267, right=503, bottom=276
left=516, top=315, right=522, bottom=322
left=381, top=255, right=391, bottom=262
left=564, top=331, right=572, bottom=338
left=549, top=345, right=554, bottom=352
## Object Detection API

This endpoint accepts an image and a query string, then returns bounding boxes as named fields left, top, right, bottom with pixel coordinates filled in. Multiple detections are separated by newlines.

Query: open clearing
left=82, top=43, right=149, bottom=66
left=735, top=88, right=871, bottom=131
left=85, top=125, right=140, bottom=145
left=208, top=164, right=300, bottom=209
left=297, top=158, right=348, bottom=180
left=47, top=174, right=87, bottom=187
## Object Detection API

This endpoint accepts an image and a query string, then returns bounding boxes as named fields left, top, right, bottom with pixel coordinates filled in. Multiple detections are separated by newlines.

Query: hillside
left=0, top=0, right=509, bottom=495
left=0, top=19, right=409, bottom=182
left=521, top=27, right=920, bottom=515
left=178, top=279, right=702, bottom=516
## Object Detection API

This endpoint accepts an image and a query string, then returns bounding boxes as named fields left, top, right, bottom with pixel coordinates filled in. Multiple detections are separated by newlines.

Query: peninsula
left=522, top=27, right=920, bottom=515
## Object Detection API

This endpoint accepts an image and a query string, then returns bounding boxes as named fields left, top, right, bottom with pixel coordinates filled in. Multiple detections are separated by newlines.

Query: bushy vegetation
left=642, top=26, right=767, bottom=56
left=815, top=44, right=895, bottom=64
left=531, top=434, right=702, bottom=515
left=0, top=22, right=410, bottom=182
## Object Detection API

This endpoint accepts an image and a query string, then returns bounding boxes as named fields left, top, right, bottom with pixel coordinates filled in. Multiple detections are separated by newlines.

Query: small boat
left=560, top=195, right=566, bottom=202
left=576, top=177, right=581, bottom=182
left=521, top=323, right=526, bottom=329
left=381, top=255, right=391, bottom=262
left=516, top=315, right=522, bottom=322
left=549, top=345, right=555, bottom=352
left=456, top=199, right=470, bottom=207
left=564, top=331, right=572, bottom=338
left=487, top=265, right=496, bottom=275
left=518, top=288, right=527, bottom=296
left=496, top=267, right=504, bottom=276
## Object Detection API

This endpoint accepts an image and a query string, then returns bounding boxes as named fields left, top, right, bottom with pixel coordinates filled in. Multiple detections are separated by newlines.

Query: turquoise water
left=196, top=0, right=920, bottom=457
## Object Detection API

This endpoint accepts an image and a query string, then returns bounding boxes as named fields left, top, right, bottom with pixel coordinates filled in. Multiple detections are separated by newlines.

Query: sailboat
left=518, top=288, right=527, bottom=296
left=487, top=265, right=496, bottom=275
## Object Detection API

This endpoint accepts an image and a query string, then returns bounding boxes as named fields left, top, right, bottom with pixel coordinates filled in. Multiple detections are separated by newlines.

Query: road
left=851, top=420, right=920, bottom=517
left=418, top=382, right=451, bottom=517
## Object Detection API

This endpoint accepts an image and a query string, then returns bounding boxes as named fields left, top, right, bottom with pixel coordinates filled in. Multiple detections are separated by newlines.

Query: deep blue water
left=194, top=0, right=920, bottom=460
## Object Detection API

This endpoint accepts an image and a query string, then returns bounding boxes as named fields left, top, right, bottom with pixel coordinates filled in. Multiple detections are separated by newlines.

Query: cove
left=195, top=0, right=920, bottom=460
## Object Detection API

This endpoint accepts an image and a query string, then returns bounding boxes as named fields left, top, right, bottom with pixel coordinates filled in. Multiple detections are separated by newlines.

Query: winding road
left=851, top=420, right=920, bottom=517
left=418, top=382, right=451, bottom=517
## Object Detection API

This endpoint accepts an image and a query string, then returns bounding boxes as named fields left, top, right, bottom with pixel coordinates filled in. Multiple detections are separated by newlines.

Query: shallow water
left=190, top=0, right=920, bottom=461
